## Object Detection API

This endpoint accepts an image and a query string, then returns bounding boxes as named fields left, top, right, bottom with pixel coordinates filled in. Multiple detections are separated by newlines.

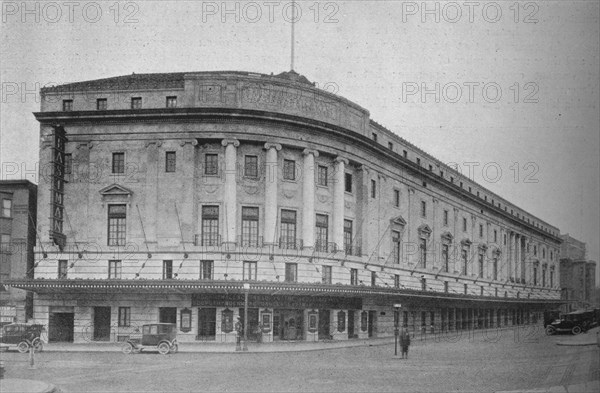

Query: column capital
left=334, top=156, right=349, bottom=165
left=302, top=148, right=319, bottom=157
left=264, top=143, right=282, bottom=151
left=180, top=139, right=199, bottom=147
left=221, top=138, right=240, bottom=148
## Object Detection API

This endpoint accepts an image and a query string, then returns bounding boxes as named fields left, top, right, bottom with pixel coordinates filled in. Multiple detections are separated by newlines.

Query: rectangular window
left=416, top=158, right=421, bottom=166
left=494, top=230, right=498, bottom=243
left=372, top=133, right=378, bottom=141
left=344, top=219, right=353, bottom=255
left=421, top=278, right=427, bottom=291
left=443, top=210, right=448, bottom=226
left=345, top=173, right=353, bottom=193
left=371, top=179, right=376, bottom=198
left=464, top=284, right=468, bottom=295
left=403, top=150, right=408, bottom=158
left=163, top=260, right=173, bottom=279
left=550, top=270, right=554, bottom=287
left=283, top=159, right=296, bottom=180
left=442, top=244, right=449, bottom=272
left=350, top=268, right=358, bottom=285
left=285, top=263, right=297, bottom=282
left=2, top=199, right=12, bottom=218
left=318, top=165, right=328, bottom=186
left=96, top=98, right=107, bottom=110
left=166, top=96, right=177, bottom=108
left=118, top=307, right=131, bottom=327
left=112, top=152, right=125, bottom=174
left=421, top=201, right=427, bottom=218
left=440, top=171, right=444, bottom=178
left=322, top=265, right=332, bottom=284
left=58, top=260, right=68, bottom=279
left=0, top=234, right=10, bottom=253
left=62, top=99, right=73, bottom=111
left=493, top=257, right=498, bottom=281
left=394, top=275, right=400, bottom=289
left=388, top=142, right=394, bottom=150
left=444, top=281, right=449, bottom=293
left=107, top=204, right=126, bottom=246
left=392, top=230, right=401, bottom=264
left=428, top=164, right=433, bottom=171
left=244, top=155, right=258, bottom=178
left=205, top=154, right=218, bottom=175
left=480, top=286, right=484, bottom=296
left=463, top=217, right=467, bottom=232
left=64, top=153, right=72, bottom=175
left=243, top=261, right=257, bottom=281
left=165, top=151, right=176, bottom=172
left=315, top=214, right=329, bottom=252
left=280, top=210, right=297, bottom=249
left=461, top=248, right=470, bottom=275
left=504, top=234, right=507, bottom=245
left=419, top=238, right=427, bottom=268
left=200, top=260, right=214, bottom=280
left=201, top=206, right=219, bottom=246
left=534, top=245, right=537, bottom=256
left=371, top=271, right=377, bottom=287
left=479, top=224, right=484, bottom=238
left=478, top=253, right=484, bottom=278
left=394, top=189, right=400, bottom=208
left=108, top=260, right=122, bottom=279
left=131, top=97, right=142, bottom=109
left=241, top=206, right=259, bottom=247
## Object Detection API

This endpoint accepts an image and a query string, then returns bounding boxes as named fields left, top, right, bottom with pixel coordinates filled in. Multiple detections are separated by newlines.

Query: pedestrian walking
left=400, top=327, right=411, bottom=359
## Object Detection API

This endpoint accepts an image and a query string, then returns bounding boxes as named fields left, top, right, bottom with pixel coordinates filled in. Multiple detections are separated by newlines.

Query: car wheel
left=32, top=339, right=43, bottom=353
left=157, top=342, right=170, bottom=355
left=545, top=326, right=556, bottom=336
left=17, top=341, right=29, bottom=353
left=572, top=326, right=582, bottom=335
left=121, top=342, right=134, bottom=354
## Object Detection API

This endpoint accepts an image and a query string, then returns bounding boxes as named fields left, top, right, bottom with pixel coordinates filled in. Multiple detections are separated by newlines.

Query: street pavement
left=1, top=325, right=598, bottom=392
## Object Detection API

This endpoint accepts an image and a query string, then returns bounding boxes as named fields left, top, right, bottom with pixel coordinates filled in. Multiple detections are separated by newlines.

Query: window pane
left=166, top=152, right=176, bottom=172
left=244, top=156, right=258, bottom=178
left=283, top=160, right=296, bottom=180
left=205, top=154, right=218, bottom=175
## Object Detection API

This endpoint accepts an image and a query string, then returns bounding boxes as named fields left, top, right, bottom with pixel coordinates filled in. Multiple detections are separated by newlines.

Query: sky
left=1, top=1, right=599, bottom=282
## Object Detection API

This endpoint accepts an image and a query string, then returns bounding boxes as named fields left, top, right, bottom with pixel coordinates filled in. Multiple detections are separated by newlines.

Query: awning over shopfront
left=6, top=279, right=563, bottom=308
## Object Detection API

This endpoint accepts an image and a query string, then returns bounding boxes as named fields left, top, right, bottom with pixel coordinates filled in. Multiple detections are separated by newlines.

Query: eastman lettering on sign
left=192, top=294, right=362, bottom=310
left=50, top=126, right=67, bottom=249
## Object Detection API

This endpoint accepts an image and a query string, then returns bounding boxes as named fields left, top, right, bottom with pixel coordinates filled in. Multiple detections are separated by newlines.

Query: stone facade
left=10, top=71, right=562, bottom=343
left=559, top=234, right=597, bottom=311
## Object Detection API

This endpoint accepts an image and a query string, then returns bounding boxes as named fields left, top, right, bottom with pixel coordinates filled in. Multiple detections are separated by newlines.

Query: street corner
left=0, top=378, right=60, bottom=393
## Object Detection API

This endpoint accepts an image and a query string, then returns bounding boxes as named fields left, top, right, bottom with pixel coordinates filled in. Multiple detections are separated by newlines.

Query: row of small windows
left=62, top=96, right=178, bottom=111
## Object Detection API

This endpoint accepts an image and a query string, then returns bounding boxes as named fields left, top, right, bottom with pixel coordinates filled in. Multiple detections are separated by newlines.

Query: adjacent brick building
left=9, top=71, right=562, bottom=343
left=559, top=234, right=597, bottom=311
left=0, top=180, right=37, bottom=324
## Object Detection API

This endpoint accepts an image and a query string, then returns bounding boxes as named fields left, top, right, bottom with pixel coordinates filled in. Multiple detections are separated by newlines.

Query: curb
left=0, top=379, right=60, bottom=393
left=555, top=341, right=598, bottom=346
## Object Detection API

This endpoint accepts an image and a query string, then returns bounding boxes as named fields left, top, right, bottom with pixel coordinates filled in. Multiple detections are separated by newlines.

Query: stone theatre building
left=9, top=70, right=562, bottom=343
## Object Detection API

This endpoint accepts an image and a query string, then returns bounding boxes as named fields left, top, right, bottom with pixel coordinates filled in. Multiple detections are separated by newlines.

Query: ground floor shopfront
left=8, top=280, right=562, bottom=344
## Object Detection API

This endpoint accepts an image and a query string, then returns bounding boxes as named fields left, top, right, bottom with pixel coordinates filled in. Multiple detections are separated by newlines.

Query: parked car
left=545, top=309, right=599, bottom=335
left=121, top=323, right=178, bottom=355
left=0, top=323, right=45, bottom=353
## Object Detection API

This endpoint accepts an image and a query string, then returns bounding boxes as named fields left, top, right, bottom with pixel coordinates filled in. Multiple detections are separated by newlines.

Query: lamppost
left=394, top=303, right=401, bottom=357
left=243, top=283, right=250, bottom=351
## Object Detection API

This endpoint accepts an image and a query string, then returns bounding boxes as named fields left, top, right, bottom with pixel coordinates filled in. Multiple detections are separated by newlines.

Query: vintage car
left=0, top=323, right=45, bottom=353
left=545, top=309, right=599, bottom=335
left=121, top=323, right=178, bottom=355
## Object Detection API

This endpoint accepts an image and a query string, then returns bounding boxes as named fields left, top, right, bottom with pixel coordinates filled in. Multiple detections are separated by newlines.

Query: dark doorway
left=93, top=307, right=111, bottom=341
left=197, top=308, right=216, bottom=341
left=368, top=311, right=376, bottom=337
left=238, top=308, right=259, bottom=341
left=48, top=313, right=74, bottom=342
left=348, top=310, right=355, bottom=338
left=159, top=307, right=177, bottom=324
left=318, top=309, right=331, bottom=339
left=274, top=309, right=303, bottom=340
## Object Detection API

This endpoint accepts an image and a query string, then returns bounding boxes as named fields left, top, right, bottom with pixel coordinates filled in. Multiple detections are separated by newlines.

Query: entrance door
left=93, top=307, right=111, bottom=341
left=274, top=309, right=303, bottom=340
left=348, top=310, right=355, bottom=339
left=368, top=311, right=376, bottom=337
left=159, top=307, right=177, bottom=324
left=238, top=308, right=259, bottom=341
left=48, top=313, right=74, bottom=342
left=197, top=308, right=216, bottom=341
left=318, top=310, right=331, bottom=339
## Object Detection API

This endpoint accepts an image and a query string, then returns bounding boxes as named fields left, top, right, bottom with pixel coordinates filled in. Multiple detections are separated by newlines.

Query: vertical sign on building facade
left=50, top=126, right=67, bottom=249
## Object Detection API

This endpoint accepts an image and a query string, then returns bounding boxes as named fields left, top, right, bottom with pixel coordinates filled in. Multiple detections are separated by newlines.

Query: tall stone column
left=509, top=232, right=515, bottom=280
left=263, top=143, right=281, bottom=246
left=516, top=234, right=521, bottom=282
left=332, top=157, right=348, bottom=251
left=222, top=138, right=239, bottom=246
left=302, top=149, right=319, bottom=249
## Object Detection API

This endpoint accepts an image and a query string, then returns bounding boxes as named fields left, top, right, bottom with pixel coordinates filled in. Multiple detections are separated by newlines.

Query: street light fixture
left=243, top=283, right=250, bottom=351
left=394, top=303, right=401, bottom=357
